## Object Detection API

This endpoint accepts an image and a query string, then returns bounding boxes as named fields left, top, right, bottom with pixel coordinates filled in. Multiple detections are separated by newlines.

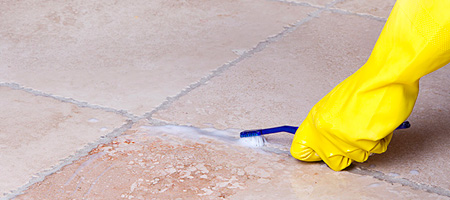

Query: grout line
left=144, top=0, right=342, bottom=121
left=349, top=166, right=450, bottom=198
left=327, top=7, right=387, bottom=22
left=0, top=82, right=140, bottom=121
left=146, top=118, right=176, bottom=126
left=265, top=0, right=323, bottom=9
left=267, top=0, right=388, bottom=22
left=2, top=121, right=135, bottom=200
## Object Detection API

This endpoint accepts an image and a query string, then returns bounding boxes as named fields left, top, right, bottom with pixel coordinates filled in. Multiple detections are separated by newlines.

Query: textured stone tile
left=16, top=121, right=445, bottom=199
left=0, top=87, right=127, bottom=198
left=0, top=0, right=315, bottom=115
left=153, top=11, right=383, bottom=131
left=333, top=0, right=397, bottom=18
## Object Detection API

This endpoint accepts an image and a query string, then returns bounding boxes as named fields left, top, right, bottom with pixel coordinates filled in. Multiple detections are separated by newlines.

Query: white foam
left=138, top=125, right=238, bottom=144
left=138, top=125, right=268, bottom=148
left=238, top=136, right=267, bottom=148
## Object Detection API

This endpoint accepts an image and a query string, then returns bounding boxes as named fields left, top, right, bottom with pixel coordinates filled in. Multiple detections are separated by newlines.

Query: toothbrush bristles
left=240, top=130, right=262, bottom=138
left=238, top=135, right=266, bottom=147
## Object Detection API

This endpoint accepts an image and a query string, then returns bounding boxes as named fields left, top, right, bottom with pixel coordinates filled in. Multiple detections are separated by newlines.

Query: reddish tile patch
left=17, top=131, right=283, bottom=199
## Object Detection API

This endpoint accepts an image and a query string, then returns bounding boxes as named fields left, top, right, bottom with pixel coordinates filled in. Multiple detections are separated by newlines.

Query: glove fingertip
left=370, top=133, right=394, bottom=154
left=326, top=155, right=353, bottom=171
left=290, top=144, right=322, bottom=162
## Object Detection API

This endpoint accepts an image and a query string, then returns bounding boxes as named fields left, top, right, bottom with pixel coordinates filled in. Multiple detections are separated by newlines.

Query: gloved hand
left=291, top=0, right=450, bottom=171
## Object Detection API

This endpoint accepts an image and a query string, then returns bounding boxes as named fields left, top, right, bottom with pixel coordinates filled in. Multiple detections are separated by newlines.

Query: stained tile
left=0, top=87, right=127, bottom=198
left=16, top=121, right=444, bottom=199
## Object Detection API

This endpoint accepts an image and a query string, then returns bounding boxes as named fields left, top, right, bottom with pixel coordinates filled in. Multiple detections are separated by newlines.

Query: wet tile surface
left=0, top=0, right=315, bottom=115
left=16, top=122, right=446, bottom=199
left=0, top=87, right=127, bottom=197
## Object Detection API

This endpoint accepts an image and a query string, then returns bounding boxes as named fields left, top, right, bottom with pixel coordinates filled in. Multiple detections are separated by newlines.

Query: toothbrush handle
left=259, top=126, right=298, bottom=135
left=259, top=121, right=410, bottom=135
left=395, top=121, right=411, bottom=130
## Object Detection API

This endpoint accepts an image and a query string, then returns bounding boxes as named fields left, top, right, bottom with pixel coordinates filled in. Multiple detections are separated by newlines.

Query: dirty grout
left=267, top=0, right=388, bottom=22
left=349, top=167, right=450, bottom=198
left=144, top=0, right=342, bottom=122
left=327, top=8, right=387, bottom=22
left=265, top=0, right=324, bottom=9
left=0, top=82, right=140, bottom=121
left=2, top=121, right=135, bottom=199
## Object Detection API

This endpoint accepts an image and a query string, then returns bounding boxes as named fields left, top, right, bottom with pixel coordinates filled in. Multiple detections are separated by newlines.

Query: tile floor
left=1, top=0, right=450, bottom=199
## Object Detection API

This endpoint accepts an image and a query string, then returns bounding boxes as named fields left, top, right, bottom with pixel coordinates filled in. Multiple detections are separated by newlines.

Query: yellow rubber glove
left=291, top=0, right=450, bottom=171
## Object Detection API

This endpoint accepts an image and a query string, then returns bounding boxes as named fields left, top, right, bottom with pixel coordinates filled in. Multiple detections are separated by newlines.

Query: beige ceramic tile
left=16, top=121, right=446, bottom=199
left=333, top=0, right=397, bottom=18
left=0, top=0, right=315, bottom=116
left=153, top=11, right=384, bottom=149
left=153, top=11, right=384, bottom=130
left=356, top=66, right=450, bottom=190
left=0, top=87, right=127, bottom=198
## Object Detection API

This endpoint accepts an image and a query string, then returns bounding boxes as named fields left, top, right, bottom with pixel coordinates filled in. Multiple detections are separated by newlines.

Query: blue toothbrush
left=240, top=121, right=411, bottom=138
